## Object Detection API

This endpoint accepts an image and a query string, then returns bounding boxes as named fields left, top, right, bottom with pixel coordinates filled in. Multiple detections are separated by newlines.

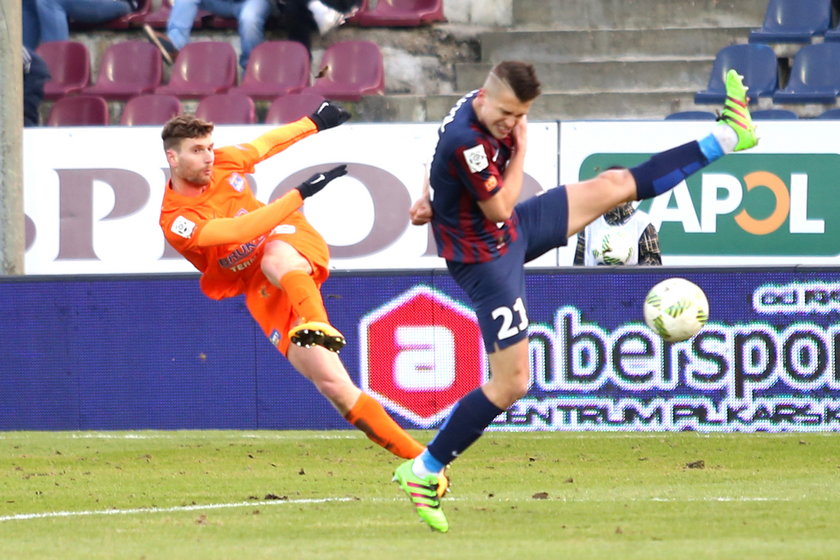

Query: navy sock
left=630, top=140, right=710, bottom=200
left=426, top=388, right=504, bottom=466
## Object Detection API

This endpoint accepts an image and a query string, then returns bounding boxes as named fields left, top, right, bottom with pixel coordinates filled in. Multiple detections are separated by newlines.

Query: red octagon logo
left=360, top=285, right=486, bottom=427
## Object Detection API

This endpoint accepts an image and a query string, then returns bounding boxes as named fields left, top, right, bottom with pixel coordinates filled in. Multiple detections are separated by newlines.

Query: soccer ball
left=643, top=278, right=709, bottom=342
left=591, top=229, right=634, bottom=265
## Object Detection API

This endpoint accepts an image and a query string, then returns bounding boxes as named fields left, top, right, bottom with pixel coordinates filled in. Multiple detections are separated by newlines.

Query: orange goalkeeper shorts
left=244, top=212, right=330, bottom=356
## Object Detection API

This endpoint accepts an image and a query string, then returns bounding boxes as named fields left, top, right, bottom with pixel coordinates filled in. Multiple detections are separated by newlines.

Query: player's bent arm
left=477, top=147, right=525, bottom=222
left=196, top=190, right=304, bottom=247
left=409, top=170, right=433, bottom=225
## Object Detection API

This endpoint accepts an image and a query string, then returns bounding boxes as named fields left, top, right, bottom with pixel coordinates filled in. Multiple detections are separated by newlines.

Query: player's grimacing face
left=169, top=135, right=215, bottom=186
left=476, top=87, right=533, bottom=140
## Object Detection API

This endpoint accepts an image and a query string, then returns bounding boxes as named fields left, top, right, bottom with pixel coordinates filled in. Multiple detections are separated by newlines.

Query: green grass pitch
left=1, top=430, right=838, bottom=559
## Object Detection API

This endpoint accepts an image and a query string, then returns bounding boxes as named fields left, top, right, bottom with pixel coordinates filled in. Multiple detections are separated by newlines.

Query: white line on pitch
left=0, top=497, right=355, bottom=522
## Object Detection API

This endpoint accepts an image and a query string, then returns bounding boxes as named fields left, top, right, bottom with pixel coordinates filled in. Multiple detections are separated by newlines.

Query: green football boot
left=393, top=460, right=449, bottom=533
left=719, top=69, right=758, bottom=152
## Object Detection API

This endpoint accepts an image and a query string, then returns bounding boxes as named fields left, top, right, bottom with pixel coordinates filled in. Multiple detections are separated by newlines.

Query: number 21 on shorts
left=491, top=297, right=528, bottom=340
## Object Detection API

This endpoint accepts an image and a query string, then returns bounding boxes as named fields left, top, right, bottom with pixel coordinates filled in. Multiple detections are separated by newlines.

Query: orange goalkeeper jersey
left=159, top=119, right=318, bottom=300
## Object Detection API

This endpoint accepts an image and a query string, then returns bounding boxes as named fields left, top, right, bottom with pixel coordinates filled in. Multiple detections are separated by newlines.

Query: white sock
left=712, top=123, right=738, bottom=155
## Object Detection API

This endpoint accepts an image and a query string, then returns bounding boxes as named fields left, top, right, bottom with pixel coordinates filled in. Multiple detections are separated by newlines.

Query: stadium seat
left=354, top=0, right=445, bottom=27
left=751, top=109, right=798, bottom=120
left=70, top=0, right=151, bottom=30
left=748, top=0, right=832, bottom=44
left=36, top=40, right=91, bottom=101
left=694, top=44, right=779, bottom=104
left=120, top=94, right=182, bottom=125
left=229, top=41, right=310, bottom=100
left=816, top=108, right=840, bottom=119
left=302, top=40, right=384, bottom=101
left=82, top=41, right=162, bottom=101
left=825, top=22, right=840, bottom=43
left=155, top=41, right=238, bottom=99
left=265, top=93, right=325, bottom=124
left=772, top=43, right=840, bottom=103
left=195, top=93, right=256, bottom=124
left=664, top=111, right=718, bottom=121
left=46, top=95, right=110, bottom=126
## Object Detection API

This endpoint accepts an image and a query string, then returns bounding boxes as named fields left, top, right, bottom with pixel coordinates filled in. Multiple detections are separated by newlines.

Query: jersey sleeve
left=452, top=135, right=503, bottom=202
left=161, top=207, right=211, bottom=257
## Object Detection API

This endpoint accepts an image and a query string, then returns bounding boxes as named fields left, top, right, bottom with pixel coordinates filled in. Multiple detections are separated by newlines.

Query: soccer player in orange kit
left=158, top=102, right=426, bottom=460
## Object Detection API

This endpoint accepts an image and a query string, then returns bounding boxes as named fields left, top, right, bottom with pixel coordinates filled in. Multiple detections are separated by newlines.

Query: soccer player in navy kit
left=395, top=60, right=759, bottom=532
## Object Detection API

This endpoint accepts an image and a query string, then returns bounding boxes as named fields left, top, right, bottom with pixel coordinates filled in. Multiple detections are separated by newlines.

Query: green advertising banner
left=561, top=121, right=840, bottom=265
left=578, top=153, right=839, bottom=257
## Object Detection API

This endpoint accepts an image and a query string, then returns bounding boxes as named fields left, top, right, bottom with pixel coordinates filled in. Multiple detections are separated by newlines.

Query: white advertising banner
left=22, top=122, right=560, bottom=275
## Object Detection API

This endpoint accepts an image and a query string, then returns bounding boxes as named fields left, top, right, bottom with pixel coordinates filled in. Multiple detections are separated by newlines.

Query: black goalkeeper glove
left=309, top=100, right=351, bottom=131
left=295, top=164, right=348, bottom=199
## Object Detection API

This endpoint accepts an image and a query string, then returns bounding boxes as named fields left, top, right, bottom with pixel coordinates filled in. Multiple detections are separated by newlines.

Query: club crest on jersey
left=269, top=329, right=282, bottom=347
left=170, top=215, right=196, bottom=239
left=463, top=145, right=489, bottom=173
left=228, top=173, right=246, bottom=192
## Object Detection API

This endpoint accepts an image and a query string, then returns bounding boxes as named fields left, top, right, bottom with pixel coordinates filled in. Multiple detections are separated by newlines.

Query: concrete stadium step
left=512, top=0, right=767, bottom=30
left=478, top=27, right=755, bottom=63
left=455, top=59, right=715, bottom=94
left=356, top=91, right=828, bottom=123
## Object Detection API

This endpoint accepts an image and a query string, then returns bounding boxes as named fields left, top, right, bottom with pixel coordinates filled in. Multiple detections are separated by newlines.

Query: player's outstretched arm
left=197, top=165, right=348, bottom=247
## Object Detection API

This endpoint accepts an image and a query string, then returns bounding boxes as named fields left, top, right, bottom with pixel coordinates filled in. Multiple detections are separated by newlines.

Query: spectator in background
left=573, top=201, right=662, bottom=266
left=142, top=0, right=273, bottom=69
left=32, top=0, right=139, bottom=44
left=23, top=46, right=51, bottom=127
left=278, top=0, right=360, bottom=59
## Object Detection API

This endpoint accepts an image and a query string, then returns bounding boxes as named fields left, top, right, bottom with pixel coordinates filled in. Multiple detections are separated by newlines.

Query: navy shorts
left=446, top=186, right=570, bottom=351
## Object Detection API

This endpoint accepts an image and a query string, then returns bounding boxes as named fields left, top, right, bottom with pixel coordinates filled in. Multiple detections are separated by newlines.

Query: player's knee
left=597, top=167, right=633, bottom=189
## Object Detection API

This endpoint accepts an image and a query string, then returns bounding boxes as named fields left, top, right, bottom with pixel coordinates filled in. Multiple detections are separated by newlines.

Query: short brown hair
left=161, top=114, right=214, bottom=152
left=490, top=61, right=541, bottom=102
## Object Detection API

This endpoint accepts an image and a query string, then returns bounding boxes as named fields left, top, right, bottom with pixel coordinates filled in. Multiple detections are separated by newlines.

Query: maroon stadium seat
left=195, top=93, right=256, bottom=124
left=82, top=41, right=162, bottom=101
left=264, top=92, right=325, bottom=124
left=120, top=94, right=182, bottom=125
left=229, top=41, right=311, bottom=100
left=36, top=40, right=91, bottom=101
left=354, top=0, right=445, bottom=27
left=155, top=41, right=238, bottom=99
left=302, top=40, right=384, bottom=101
left=47, top=95, right=110, bottom=126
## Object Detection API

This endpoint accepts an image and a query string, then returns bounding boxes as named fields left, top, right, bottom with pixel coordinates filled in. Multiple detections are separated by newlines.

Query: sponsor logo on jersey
left=228, top=173, right=245, bottom=192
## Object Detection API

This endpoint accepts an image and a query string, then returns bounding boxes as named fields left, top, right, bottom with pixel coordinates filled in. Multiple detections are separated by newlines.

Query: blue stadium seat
left=749, top=0, right=832, bottom=44
left=751, top=109, right=798, bottom=120
left=815, top=108, right=840, bottom=119
left=694, top=44, right=779, bottom=104
left=825, top=22, right=840, bottom=43
left=772, top=43, right=840, bottom=103
left=664, top=111, right=717, bottom=121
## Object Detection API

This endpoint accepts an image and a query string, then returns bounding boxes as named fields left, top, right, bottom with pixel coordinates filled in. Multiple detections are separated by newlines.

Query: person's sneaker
left=289, top=321, right=346, bottom=352
left=393, top=460, right=449, bottom=533
left=719, top=69, right=758, bottom=152
left=308, top=0, right=346, bottom=34
left=142, top=24, right=179, bottom=65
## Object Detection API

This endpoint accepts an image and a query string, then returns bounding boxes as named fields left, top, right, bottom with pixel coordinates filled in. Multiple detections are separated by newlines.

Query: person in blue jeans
left=28, top=0, right=137, bottom=45
left=143, top=0, right=272, bottom=69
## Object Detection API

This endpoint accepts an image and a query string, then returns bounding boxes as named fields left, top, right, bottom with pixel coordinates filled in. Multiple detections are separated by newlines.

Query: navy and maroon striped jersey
left=429, top=90, right=518, bottom=263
